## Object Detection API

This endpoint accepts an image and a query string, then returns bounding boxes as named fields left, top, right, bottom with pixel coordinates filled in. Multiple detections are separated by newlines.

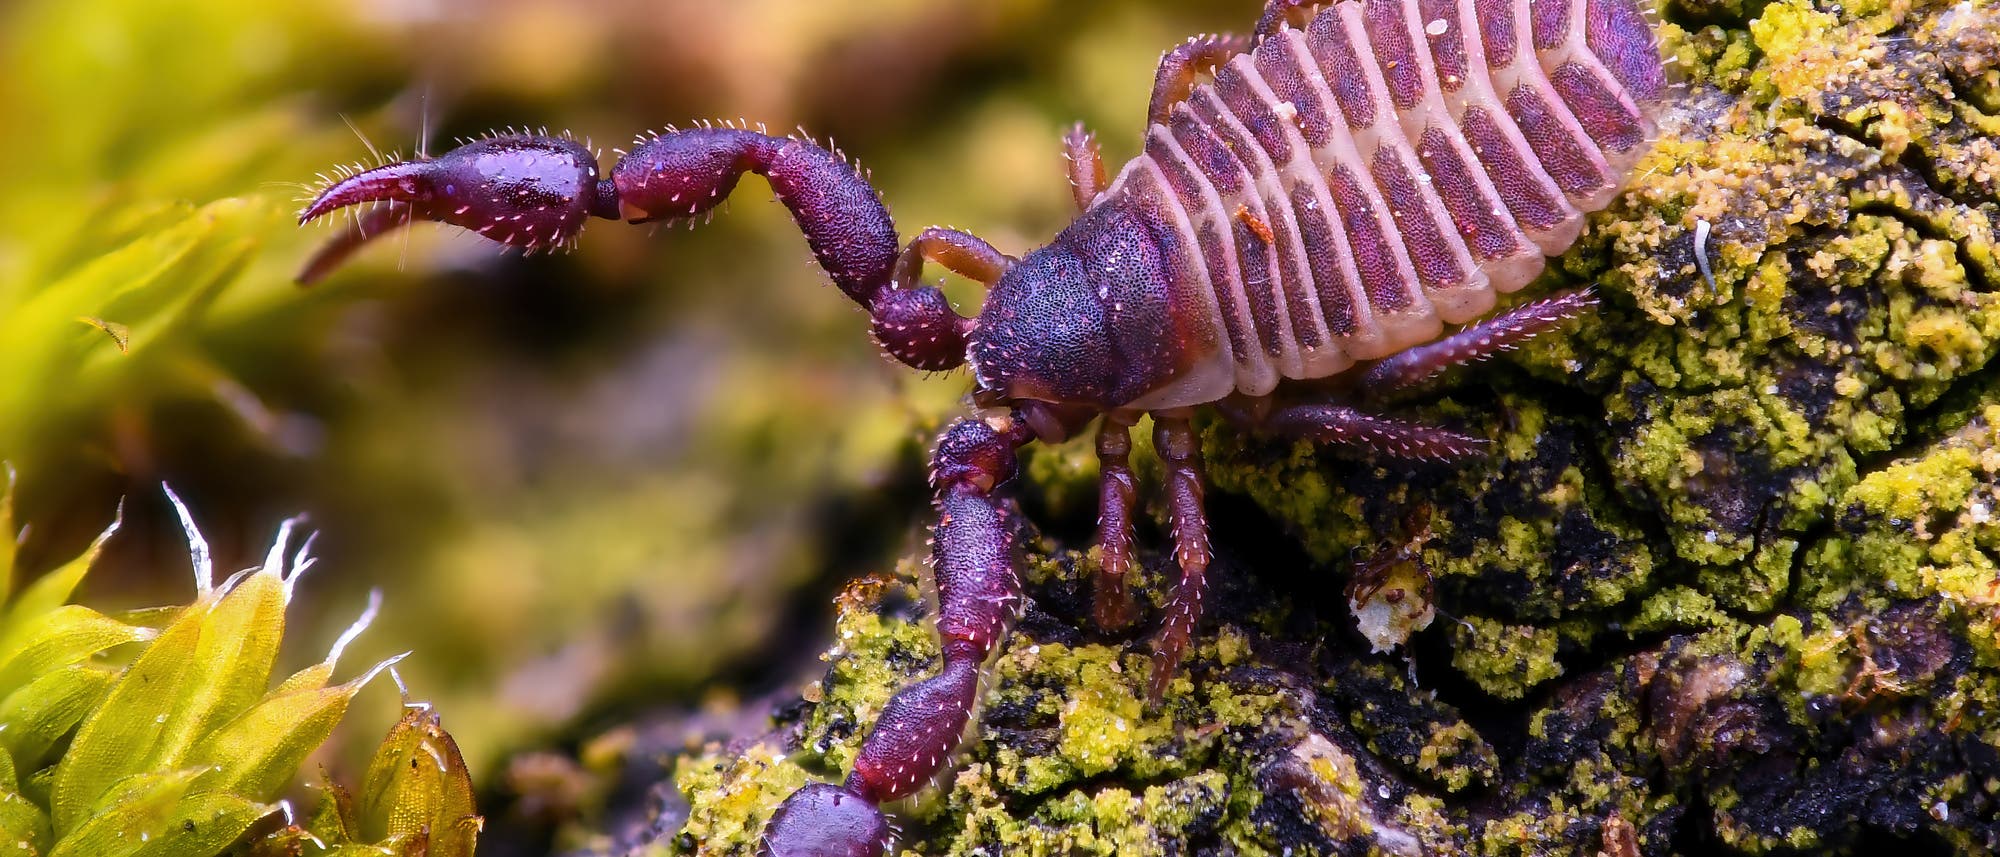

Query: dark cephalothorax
left=299, top=0, right=1665, bottom=852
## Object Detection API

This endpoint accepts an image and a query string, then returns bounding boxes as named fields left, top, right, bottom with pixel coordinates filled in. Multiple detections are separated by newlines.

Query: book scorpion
left=300, top=0, right=1665, bottom=851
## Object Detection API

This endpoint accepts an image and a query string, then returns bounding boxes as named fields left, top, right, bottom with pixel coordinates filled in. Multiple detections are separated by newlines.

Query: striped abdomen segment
left=1122, top=0, right=1662, bottom=399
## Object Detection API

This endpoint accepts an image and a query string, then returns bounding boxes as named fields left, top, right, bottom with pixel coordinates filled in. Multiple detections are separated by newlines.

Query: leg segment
left=1360, top=288, right=1599, bottom=401
left=1149, top=413, right=1213, bottom=702
left=1091, top=413, right=1140, bottom=631
left=298, top=127, right=977, bottom=373
left=1224, top=287, right=1598, bottom=462
left=760, top=413, right=1034, bottom=857
left=890, top=227, right=1013, bottom=291
left=1148, top=34, right=1252, bottom=125
left=881, top=227, right=1015, bottom=369
left=1261, top=404, right=1489, bottom=461
left=1063, top=123, right=1107, bottom=212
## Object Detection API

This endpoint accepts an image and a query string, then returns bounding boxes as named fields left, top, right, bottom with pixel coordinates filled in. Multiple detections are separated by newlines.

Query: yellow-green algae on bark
left=662, top=550, right=1473, bottom=855
left=595, top=0, right=2000, bottom=853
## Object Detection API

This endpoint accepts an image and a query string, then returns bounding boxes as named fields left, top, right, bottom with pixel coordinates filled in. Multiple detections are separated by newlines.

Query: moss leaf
left=270, top=662, right=335, bottom=697
left=187, top=652, right=406, bottom=801
left=166, top=561, right=288, bottom=757
left=46, top=616, right=202, bottom=833
left=47, top=769, right=269, bottom=857
left=0, top=509, right=121, bottom=657
left=302, top=779, right=358, bottom=845
left=0, top=752, right=42, bottom=854
left=0, top=667, right=115, bottom=774
left=0, top=787, right=51, bottom=857
left=0, top=606, right=151, bottom=697
left=127, top=793, right=270, bottom=857
left=358, top=707, right=480, bottom=857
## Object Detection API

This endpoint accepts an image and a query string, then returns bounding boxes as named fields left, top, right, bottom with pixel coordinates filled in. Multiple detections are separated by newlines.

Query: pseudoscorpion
left=299, top=0, right=1666, bottom=851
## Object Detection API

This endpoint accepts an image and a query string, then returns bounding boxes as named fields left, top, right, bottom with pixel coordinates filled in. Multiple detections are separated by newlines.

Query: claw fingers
left=298, top=161, right=434, bottom=225
left=295, top=134, right=608, bottom=280
left=296, top=201, right=417, bottom=286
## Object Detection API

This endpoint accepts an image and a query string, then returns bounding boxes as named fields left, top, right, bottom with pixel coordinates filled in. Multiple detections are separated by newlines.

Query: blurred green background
left=0, top=0, right=1249, bottom=814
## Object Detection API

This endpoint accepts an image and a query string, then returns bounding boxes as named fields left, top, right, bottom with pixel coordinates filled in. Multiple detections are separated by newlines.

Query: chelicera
left=300, top=0, right=1665, bottom=852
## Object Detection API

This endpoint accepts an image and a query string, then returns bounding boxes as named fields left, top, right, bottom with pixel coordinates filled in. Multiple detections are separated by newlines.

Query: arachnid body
left=300, top=0, right=1665, bottom=852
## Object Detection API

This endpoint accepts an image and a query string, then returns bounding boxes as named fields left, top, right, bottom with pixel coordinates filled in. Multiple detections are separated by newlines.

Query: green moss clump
left=0, top=490, right=481, bottom=857
left=668, top=546, right=1493, bottom=855
left=672, top=744, right=813, bottom=854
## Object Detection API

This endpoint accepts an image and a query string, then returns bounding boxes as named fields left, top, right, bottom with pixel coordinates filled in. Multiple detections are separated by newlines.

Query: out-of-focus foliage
left=0, top=479, right=479, bottom=857
left=0, top=0, right=400, bottom=475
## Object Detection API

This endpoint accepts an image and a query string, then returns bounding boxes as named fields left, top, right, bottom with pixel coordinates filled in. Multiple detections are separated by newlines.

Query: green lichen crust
left=673, top=553, right=1476, bottom=856
left=653, top=0, right=2000, bottom=853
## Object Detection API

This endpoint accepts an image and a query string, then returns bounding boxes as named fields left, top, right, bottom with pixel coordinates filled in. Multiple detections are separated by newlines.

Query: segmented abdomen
left=1113, top=0, right=1663, bottom=404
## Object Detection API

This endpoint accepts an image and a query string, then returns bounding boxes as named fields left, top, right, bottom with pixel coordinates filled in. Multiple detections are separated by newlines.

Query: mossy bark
left=570, top=0, right=2000, bottom=853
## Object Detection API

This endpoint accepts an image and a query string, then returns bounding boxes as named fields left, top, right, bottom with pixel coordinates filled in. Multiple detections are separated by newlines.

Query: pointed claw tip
left=297, top=161, right=431, bottom=225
